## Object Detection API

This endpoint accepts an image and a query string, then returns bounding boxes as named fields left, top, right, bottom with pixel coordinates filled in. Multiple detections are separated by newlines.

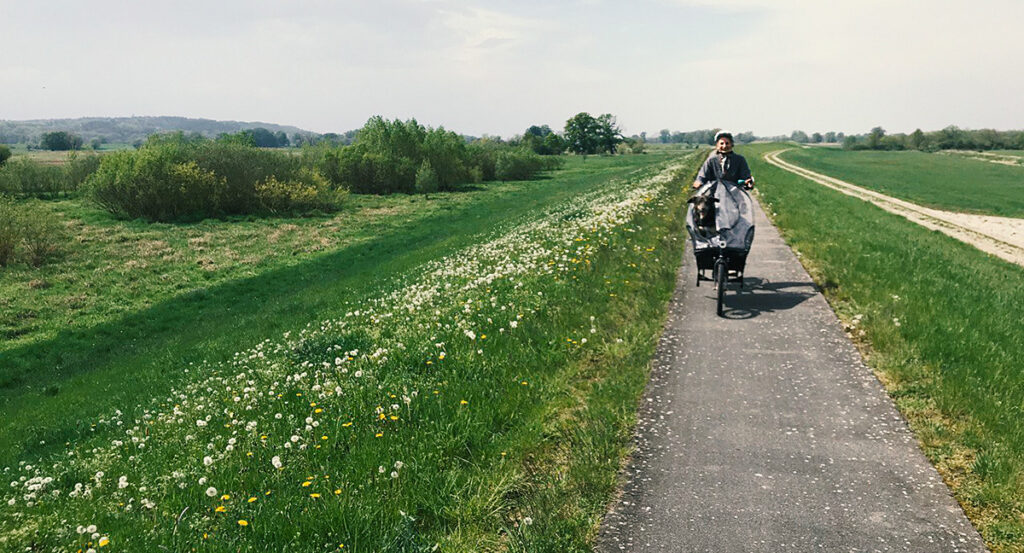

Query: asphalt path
left=596, top=198, right=988, bottom=552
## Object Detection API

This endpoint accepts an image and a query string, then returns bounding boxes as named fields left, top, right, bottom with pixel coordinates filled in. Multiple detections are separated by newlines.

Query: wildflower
left=248, top=497, right=257, bottom=503
left=203, top=456, right=214, bottom=466
left=460, top=400, right=468, bottom=405
left=271, top=456, right=282, bottom=469
left=310, top=493, right=321, bottom=498
left=302, top=481, right=312, bottom=487
left=215, top=505, right=227, bottom=513
left=220, top=494, right=230, bottom=500
left=206, top=486, right=218, bottom=497
left=98, top=536, right=110, bottom=547
left=238, top=519, right=248, bottom=526
left=523, top=517, right=533, bottom=526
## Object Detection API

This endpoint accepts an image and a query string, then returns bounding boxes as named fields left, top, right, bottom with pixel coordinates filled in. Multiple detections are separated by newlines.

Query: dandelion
left=460, top=400, right=468, bottom=405
left=203, top=456, right=214, bottom=466
left=310, top=493, right=321, bottom=498
left=271, top=456, right=282, bottom=469
left=220, top=494, right=230, bottom=500
left=302, top=481, right=312, bottom=487
left=98, top=536, right=110, bottom=547
left=206, top=486, right=218, bottom=497
left=215, top=505, right=227, bottom=513
left=248, top=497, right=257, bottom=503
left=237, top=519, right=248, bottom=526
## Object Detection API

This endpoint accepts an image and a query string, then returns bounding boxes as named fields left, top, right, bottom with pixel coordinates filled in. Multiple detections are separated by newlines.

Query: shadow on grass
left=720, top=278, right=818, bottom=319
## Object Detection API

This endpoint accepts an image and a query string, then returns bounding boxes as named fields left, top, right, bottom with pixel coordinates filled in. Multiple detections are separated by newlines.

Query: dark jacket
left=695, top=151, right=751, bottom=185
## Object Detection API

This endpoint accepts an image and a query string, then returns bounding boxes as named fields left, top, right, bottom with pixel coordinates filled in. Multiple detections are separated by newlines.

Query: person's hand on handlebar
left=742, top=177, right=755, bottom=190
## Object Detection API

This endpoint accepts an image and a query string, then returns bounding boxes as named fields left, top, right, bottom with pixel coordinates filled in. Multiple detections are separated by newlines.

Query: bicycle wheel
left=715, top=260, right=727, bottom=316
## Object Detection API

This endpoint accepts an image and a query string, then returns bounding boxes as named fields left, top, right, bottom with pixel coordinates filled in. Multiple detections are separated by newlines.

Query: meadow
left=778, top=147, right=1024, bottom=217
left=1, top=150, right=700, bottom=551
left=745, top=143, right=1024, bottom=552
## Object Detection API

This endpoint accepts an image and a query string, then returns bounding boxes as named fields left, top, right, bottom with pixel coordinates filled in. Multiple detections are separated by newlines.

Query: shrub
left=0, top=159, right=68, bottom=198
left=65, top=152, right=102, bottom=189
left=0, top=196, right=64, bottom=267
left=495, top=149, right=561, bottom=181
left=414, top=160, right=439, bottom=194
left=20, top=209, right=65, bottom=267
left=0, top=145, right=11, bottom=166
left=87, top=135, right=344, bottom=221
left=0, top=196, right=18, bottom=266
left=254, top=171, right=346, bottom=214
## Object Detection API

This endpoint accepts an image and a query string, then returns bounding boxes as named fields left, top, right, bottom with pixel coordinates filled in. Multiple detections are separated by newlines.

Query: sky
left=3, top=0, right=1022, bottom=138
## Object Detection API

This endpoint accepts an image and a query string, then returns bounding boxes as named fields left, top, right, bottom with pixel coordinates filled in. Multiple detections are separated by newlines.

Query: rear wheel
left=714, top=259, right=727, bottom=316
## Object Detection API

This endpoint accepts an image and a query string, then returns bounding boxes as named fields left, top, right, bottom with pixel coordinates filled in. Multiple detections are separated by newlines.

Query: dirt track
left=764, top=149, right=1024, bottom=267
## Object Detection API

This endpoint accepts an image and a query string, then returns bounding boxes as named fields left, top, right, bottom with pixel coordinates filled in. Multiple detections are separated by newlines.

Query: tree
left=0, top=144, right=11, bottom=166
left=275, top=131, right=290, bottom=148
left=811, top=132, right=823, bottom=143
left=40, top=131, right=83, bottom=151
left=790, top=130, right=809, bottom=143
left=909, top=128, right=926, bottom=150
left=596, top=114, right=623, bottom=154
left=866, top=126, right=886, bottom=149
left=564, top=112, right=602, bottom=156
left=659, top=129, right=671, bottom=144
left=824, top=131, right=837, bottom=143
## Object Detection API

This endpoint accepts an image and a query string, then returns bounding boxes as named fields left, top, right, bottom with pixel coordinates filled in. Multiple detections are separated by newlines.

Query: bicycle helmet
left=714, top=130, right=733, bottom=144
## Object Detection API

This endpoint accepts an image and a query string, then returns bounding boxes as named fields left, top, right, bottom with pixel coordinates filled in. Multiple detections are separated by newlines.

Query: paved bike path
left=597, top=199, right=987, bottom=552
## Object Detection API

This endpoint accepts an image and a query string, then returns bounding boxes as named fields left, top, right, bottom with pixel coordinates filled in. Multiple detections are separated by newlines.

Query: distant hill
left=0, top=116, right=318, bottom=145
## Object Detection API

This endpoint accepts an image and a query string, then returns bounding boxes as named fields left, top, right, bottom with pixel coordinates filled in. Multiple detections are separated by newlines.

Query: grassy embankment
left=778, top=147, right=1024, bottom=217
left=745, top=143, right=1024, bottom=552
left=1, top=150, right=700, bottom=551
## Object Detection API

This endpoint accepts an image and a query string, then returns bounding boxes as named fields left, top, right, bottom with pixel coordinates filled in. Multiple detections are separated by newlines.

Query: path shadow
left=718, top=277, right=818, bottom=319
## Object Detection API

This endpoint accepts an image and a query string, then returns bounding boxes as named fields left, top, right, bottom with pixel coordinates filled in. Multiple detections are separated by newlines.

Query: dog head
left=688, top=194, right=719, bottom=226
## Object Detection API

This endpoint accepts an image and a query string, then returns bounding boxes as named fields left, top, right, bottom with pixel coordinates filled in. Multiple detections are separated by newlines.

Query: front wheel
left=714, top=259, right=727, bottom=316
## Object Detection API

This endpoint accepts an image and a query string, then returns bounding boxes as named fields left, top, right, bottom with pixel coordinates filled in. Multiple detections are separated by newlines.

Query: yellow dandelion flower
left=375, top=432, right=383, bottom=438
left=215, top=505, right=227, bottom=513
left=98, top=537, right=110, bottom=547
left=342, top=422, right=353, bottom=427
left=322, top=435, right=328, bottom=440
left=315, top=408, right=323, bottom=413
left=521, top=381, right=528, bottom=386
left=389, top=415, right=398, bottom=421
left=460, top=400, right=468, bottom=405
left=310, top=493, right=321, bottom=498
left=378, top=413, right=386, bottom=420
left=481, top=334, right=487, bottom=340
left=426, top=360, right=433, bottom=365
left=246, top=451, right=253, bottom=457
left=265, top=490, right=272, bottom=496
left=334, top=489, right=342, bottom=495
left=221, top=494, right=231, bottom=500
left=301, top=481, right=312, bottom=487
left=310, top=402, right=317, bottom=407
left=237, top=519, right=248, bottom=527
left=248, top=497, right=257, bottom=503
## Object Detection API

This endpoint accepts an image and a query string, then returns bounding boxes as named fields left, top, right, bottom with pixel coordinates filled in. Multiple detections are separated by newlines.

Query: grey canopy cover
left=686, top=180, right=756, bottom=253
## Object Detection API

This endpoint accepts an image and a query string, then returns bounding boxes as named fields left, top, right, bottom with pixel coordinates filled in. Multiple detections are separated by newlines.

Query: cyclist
left=693, top=131, right=754, bottom=190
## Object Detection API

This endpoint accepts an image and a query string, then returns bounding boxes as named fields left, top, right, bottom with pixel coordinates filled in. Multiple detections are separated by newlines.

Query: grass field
left=0, top=151, right=700, bottom=551
left=778, top=147, right=1024, bottom=217
left=745, top=143, right=1024, bottom=552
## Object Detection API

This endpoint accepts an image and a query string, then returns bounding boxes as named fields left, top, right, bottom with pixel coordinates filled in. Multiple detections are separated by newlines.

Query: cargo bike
left=686, top=179, right=756, bottom=317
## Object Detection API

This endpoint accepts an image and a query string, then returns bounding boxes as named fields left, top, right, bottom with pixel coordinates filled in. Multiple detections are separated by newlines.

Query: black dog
left=688, top=194, right=719, bottom=237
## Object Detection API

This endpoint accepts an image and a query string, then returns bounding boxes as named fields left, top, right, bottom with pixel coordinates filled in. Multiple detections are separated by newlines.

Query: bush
left=0, top=159, right=69, bottom=198
left=0, top=196, right=18, bottom=266
left=0, top=145, right=11, bottom=166
left=495, top=149, right=562, bottom=181
left=65, top=152, right=102, bottom=189
left=414, top=160, right=439, bottom=194
left=254, top=171, right=346, bottom=214
left=0, top=196, right=64, bottom=267
left=20, top=209, right=65, bottom=267
left=87, top=135, right=345, bottom=222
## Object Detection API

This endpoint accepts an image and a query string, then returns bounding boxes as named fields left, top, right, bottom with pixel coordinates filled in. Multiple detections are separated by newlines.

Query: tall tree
left=564, top=112, right=601, bottom=156
left=867, top=126, right=886, bottom=149
left=596, top=114, right=623, bottom=154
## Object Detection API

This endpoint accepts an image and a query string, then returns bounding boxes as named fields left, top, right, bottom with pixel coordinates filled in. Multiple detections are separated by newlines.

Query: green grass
left=747, top=143, right=1024, bottom=553
left=778, top=147, right=1024, bottom=217
left=0, top=150, right=698, bottom=551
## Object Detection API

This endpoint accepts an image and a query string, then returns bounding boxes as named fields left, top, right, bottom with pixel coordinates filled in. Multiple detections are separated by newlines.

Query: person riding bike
left=693, top=131, right=754, bottom=190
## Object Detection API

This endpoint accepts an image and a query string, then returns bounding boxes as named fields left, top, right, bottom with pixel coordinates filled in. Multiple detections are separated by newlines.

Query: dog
left=688, top=194, right=719, bottom=237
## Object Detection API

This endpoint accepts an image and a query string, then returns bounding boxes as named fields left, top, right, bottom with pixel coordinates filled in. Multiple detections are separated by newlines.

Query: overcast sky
left=3, top=0, right=1021, bottom=138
